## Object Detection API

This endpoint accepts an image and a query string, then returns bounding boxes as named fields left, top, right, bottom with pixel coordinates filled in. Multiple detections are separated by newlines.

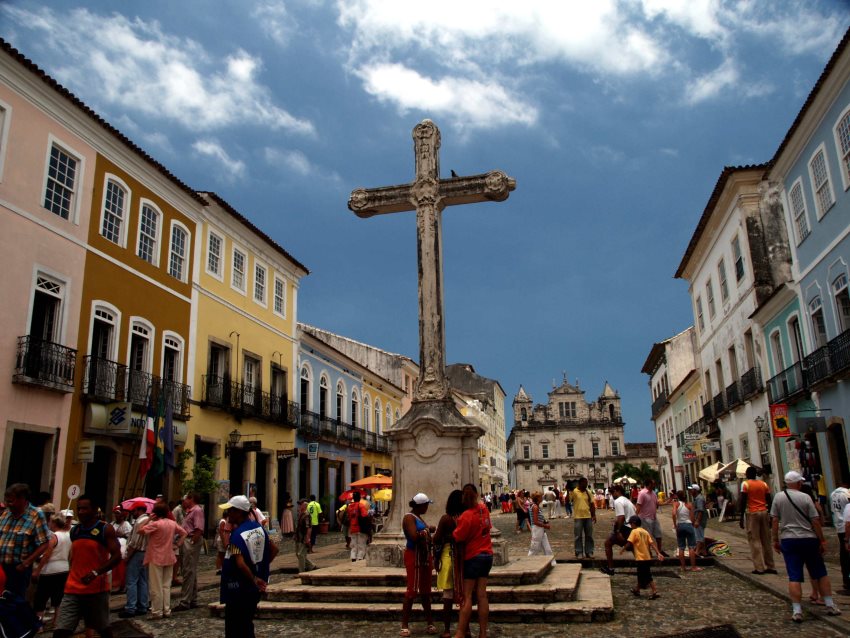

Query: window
left=558, top=401, right=576, bottom=418
left=30, top=275, right=64, bottom=342
left=810, top=297, right=828, bottom=348
left=833, top=274, right=850, bottom=333
left=0, top=100, right=9, bottom=180
left=336, top=381, right=345, bottom=421
left=273, top=276, right=286, bottom=317
left=101, top=178, right=127, bottom=245
left=836, top=108, right=850, bottom=188
left=162, top=334, right=182, bottom=382
left=363, top=395, right=371, bottom=430
left=254, top=263, right=267, bottom=305
left=696, top=296, right=705, bottom=331
left=319, top=376, right=329, bottom=419
left=718, top=259, right=729, bottom=302
left=740, top=435, right=751, bottom=461
left=127, top=320, right=152, bottom=402
left=789, top=180, right=810, bottom=244
left=520, top=407, right=527, bottom=422
left=374, top=398, right=381, bottom=434
left=725, top=440, right=734, bottom=462
left=592, top=441, right=600, bottom=457
left=522, top=444, right=530, bottom=460
left=732, top=236, right=745, bottom=282
left=770, top=330, right=785, bottom=373
left=243, top=355, right=260, bottom=406
left=809, top=146, right=835, bottom=218
left=611, top=440, right=620, bottom=456
left=228, top=249, right=245, bottom=293
left=168, top=223, right=188, bottom=281
left=300, top=366, right=311, bottom=413
left=137, top=203, right=160, bottom=264
left=541, top=443, right=549, bottom=459
left=386, top=405, right=392, bottom=429
left=207, top=231, right=223, bottom=277
left=43, top=143, right=79, bottom=220
left=706, top=280, right=716, bottom=319
left=566, top=442, right=575, bottom=457
left=789, top=316, right=804, bottom=364
left=351, top=390, right=359, bottom=428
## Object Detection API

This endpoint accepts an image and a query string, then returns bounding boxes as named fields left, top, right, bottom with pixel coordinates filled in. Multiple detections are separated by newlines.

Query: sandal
left=400, top=630, right=411, bottom=637
left=631, top=588, right=640, bottom=597
left=809, top=597, right=826, bottom=606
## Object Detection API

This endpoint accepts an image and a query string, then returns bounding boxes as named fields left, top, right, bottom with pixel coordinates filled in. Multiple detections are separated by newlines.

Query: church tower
left=513, top=385, right=533, bottom=426
left=597, top=381, right=622, bottom=422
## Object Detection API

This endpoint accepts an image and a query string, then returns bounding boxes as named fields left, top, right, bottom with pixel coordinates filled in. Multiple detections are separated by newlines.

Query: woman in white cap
left=400, top=492, right=436, bottom=637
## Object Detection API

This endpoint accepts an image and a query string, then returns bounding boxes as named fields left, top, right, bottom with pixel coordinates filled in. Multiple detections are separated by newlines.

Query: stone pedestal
left=366, top=399, right=508, bottom=567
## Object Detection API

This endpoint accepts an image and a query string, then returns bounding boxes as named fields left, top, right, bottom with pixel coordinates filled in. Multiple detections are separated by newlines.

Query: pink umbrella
left=121, top=497, right=156, bottom=513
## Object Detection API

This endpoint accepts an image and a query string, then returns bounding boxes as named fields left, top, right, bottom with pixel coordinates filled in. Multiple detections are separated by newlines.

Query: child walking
left=621, top=515, right=661, bottom=599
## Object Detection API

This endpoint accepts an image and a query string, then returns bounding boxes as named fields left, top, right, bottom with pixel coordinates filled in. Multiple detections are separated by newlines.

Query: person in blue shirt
left=219, top=495, right=278, bottom=638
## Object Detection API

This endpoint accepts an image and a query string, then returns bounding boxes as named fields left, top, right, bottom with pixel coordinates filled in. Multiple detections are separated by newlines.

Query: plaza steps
left=208, top=556, right=614, bottom=623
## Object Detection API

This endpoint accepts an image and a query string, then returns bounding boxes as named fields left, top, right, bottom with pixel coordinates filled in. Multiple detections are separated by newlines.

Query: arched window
left=363, top=394, right=371, bottom=431
left=162, top=332, right=184, bottom=382
left=833, top=273, right=850, bottom=333
left=336, top=381, right=345, bottom=422
left=374, top=398, right=381, bottom=434
left=168, top=221, right=190, bottom=282
left=386, top=405, right=392, bottom=429
left=300, top=365, right=311, bottom=413
left=101, top=176, right=128, bottom=245
left=809, top=296, right=828, bottom=349
left=351, top=389, right=359, bottom=428
left=520, top=407, right=527, bottom=422
left=137, top=201, right=161, bottom=264
left=395, top=409, right=401, bottom=423
left=319, top=375, right=330, bottom=420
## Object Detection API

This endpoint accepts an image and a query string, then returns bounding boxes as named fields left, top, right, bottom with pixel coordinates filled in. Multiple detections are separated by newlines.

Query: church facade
left=507, top=376, right=626, bottom=490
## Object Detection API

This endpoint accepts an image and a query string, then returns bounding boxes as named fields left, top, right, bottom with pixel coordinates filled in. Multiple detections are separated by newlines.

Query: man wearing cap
left=771, top=470, right=841, bottom=621
left=293, top=499, right=316, bottom=572
left=739, top=466, right=776, bottom=575
left=219, top=495, right=278, bottom=638
left=120, top=501, right=150, bottom=618
left=174, top=491, right=204, bottom=612
left=689, top=484, right=708, bottom=558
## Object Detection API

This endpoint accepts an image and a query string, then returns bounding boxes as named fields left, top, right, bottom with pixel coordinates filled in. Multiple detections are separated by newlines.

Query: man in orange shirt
left=739, top=466, right=777, bottom=575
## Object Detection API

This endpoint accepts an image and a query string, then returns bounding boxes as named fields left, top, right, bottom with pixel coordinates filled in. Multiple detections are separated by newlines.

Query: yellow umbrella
left=373, top=488, right=393, bottom=502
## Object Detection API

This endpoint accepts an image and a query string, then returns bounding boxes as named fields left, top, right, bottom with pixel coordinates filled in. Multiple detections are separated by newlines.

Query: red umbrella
left=339, top=489, right=363, bottom=502
left=121, top=497, right=155, bottom=513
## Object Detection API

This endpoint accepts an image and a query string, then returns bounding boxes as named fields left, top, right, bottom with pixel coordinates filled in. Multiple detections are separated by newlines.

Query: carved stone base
left=366, top=530, right=509, bottom=568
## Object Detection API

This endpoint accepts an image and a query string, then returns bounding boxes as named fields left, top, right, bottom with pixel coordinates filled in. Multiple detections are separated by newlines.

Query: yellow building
left=189, top=192, right=308, bottom=522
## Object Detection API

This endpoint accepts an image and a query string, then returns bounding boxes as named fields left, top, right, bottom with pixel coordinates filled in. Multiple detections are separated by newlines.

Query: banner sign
left=683, top=433, right=702, bottom=441
left=84, top=403, right=187, bottom=444
left=770, top=403, right=791, bottom=438
left=700, top=441, right=721, bottom=452
left=682, top=451, right=697, bottom=461
left=276, top=448, right=297, bottom=460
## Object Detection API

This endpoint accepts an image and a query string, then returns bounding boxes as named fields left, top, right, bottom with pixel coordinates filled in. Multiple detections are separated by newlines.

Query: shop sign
left=674, top=465, right=683, bottom=472
left=770, top=403, right=791, bottom=438
left=307, top=442, right=319, bottom=460
left=76, top=439, right=95, bottom=463
left=84, top=403, right=187, bottom=445
left=683, top=433, right=701, bottom=441
left=682, top=451, right=697, bottom=461
left=785, top=439, right=801, bottom=473
left=243, top=440, right=262, bottom=452
left=700, top=441, right=721, bottom=452
left=276, top=448, right=297, bottom=460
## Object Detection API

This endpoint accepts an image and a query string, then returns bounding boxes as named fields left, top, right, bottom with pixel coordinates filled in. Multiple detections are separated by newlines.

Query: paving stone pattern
left=108, top=506, right=847, bottom=637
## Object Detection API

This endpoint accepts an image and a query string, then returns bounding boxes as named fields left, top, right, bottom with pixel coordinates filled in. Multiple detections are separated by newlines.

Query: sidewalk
left=701, top=514, right=850, bottom=633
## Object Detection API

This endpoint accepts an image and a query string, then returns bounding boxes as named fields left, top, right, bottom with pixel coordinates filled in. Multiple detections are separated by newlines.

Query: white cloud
left=193, top=139, right=247, bottom=180
left=659, top=147, right=679, bottom=157
left=685, top=58, right=739, bottom=105
left=2, top=6, right=314, bottom=135
left=357, top=63, right=536, bottom=129
left=251, top=1, right=292, bottom=45
left=264, top=147, right=341, bottom=181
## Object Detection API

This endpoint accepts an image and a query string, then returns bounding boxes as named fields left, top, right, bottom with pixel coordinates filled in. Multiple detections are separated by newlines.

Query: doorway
left=277, top=457, right=290, bottom=521
left=85, top=446, right=115, bottom=511
left=7, top=429, right=54, bottom=498
left=255, top=452, right=269, bottom=511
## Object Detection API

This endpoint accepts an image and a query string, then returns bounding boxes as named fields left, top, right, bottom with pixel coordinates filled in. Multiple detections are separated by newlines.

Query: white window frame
left=336, top=380, right=346, bottom=422
left=788, top=178, right=811, bottom=245
left=41, top=135, right=85, bottom=224
left=167, top=220, right=191, bottom=283
left=135, top=199, right=162, bottom=266
left=808, top=143, right=835, bottom=219
left=88, top=300, right=121, bottom=361
left=611, top=440, right=620, bottom=456
left=99, top=174, right=131, bottom=247
left=161, top=331, right=185, bottom=383
left=273, top=274, right=286, bottom=318
left=769, top=328, right=785, bottom=374
left=206, top=228, right=225, bottom=280
left=231, top=246, right=247, bottom=294
left=541, top=442, right=549, bottom=459
left=351, top=388, right=359, bottom=428
left=253, top=261, right=267, bottom=307
left=28, top=268, right=68, bottom=344
left=832, top=272, right=850, bottom=334
left=809, top=295, right=828, bottom=349
left=706, top=279, right=716, bottom=319
left=0, top=98, right=11, bottom=183
left=126, top=316, right=155, bottom=373
left=363, top=394, right=371, bottom=431
left=386, top=404, right=392, bottom=430
left=731, top=235, right=745, bottom=283
left=718, top=258, right=729, bottom=303
left=695, top=295, right=705, bottom=331
left=374, top=398, right=381, bottom=434
left=566, top=442, right=575, bottom=457
left=833, top=104, right=850, bottom=191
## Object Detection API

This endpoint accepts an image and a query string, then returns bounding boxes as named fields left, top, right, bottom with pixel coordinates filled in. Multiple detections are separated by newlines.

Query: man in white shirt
left=601, top=484, right=637, bottom=575
left=831, top=481, right=850, bottom=592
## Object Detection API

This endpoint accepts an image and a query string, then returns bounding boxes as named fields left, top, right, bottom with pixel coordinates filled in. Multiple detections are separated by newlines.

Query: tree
left=178, top=450, right=219, bottom=496
left=636, top=462, right=660, bottom=485
left=612, top=461, right=639, bottom=480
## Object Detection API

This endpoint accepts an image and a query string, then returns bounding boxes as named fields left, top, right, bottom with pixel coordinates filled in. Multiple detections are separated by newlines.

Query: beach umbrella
left=121, top=497, right=155, bottom=513
left=350, top=474, right=393, bottom=489
left=698, top=462, right=726, bottom=482
left=719, top=458, right=761, bottom=479
left=373, top=488, right=393, bottom=502
left=613, top=475, right=637, bottom=485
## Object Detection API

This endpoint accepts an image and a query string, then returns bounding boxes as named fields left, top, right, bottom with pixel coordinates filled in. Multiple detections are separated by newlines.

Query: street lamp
left=225, top=428, right=242, bottom=457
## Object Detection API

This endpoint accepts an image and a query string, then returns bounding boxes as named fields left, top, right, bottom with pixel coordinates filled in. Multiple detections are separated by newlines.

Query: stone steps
left=208, top=571, right=613, bottom=623
left=266, top=563, right=581, bottom=604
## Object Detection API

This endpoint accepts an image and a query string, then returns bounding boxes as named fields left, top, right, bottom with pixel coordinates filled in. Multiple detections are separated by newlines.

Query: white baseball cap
left=219, top=495, right=251, bottom=512
left=688, top=484, right=701, bottom=491
left=411, top=493, right=433, bottom=505
left=784, top=471, right=804, bottom=484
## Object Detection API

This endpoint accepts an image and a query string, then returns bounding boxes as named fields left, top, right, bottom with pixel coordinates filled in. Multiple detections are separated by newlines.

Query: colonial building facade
left=507, top=377, right=625, bottom=490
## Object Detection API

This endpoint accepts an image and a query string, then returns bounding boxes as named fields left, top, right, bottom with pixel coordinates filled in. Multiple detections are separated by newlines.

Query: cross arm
left=348, top=184, right=415, bottom=218
left=438, top=170, right=516, bottom=207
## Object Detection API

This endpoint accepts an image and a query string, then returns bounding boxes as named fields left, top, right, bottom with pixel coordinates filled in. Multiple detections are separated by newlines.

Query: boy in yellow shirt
left=622, top=515, right=662, bottom=599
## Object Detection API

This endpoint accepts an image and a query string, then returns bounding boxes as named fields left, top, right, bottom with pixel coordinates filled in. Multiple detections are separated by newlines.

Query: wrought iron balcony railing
left=804, top=345, right=831, bottom=386
left=201, top=375, right=294, bottom=426
left=83, top=355, right=127, bottom=402
left=14, top=335, right=76, bottom=392
left=712, top=392, right=726, bottom=418
left=702, top=400, right=715, bottom=423
left=740, top=365, right=764, bottom=399
left=766, top=361, right=805, bottom=404
left=725, top=380, right=741, bottom=411
left=651, top=390, right=669, bottom=419
left=828, top=328, right=850, bottom=377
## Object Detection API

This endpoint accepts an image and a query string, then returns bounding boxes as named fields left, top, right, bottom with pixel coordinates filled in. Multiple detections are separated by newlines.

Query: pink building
left=0, top=42, right=95, bottom=502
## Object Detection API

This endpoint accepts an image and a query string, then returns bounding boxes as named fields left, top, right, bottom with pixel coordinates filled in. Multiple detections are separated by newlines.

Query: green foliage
left=178, top=450, right=219, bottom=496
left=611, top=461, right=660, bottom=486
left=612, top=462, right=639, bottom=480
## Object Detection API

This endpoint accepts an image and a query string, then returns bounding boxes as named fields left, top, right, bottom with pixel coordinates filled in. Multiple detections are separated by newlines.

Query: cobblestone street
left=103, top=505, right=849, bottom=637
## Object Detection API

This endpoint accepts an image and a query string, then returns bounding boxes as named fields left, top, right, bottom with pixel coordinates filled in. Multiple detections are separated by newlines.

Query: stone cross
left=349, top=120, right=516, bottom=403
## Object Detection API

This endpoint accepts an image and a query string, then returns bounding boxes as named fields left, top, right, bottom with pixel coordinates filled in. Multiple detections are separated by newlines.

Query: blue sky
left=3, top=1, right=849, bottom=442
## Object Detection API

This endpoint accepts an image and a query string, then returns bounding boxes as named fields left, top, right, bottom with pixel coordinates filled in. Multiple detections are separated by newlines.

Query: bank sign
left=84, top=402, right=188, bottom=445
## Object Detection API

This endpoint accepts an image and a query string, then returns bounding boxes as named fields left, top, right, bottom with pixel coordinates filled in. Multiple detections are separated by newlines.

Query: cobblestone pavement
left=105, top=504, right=848, bottom=637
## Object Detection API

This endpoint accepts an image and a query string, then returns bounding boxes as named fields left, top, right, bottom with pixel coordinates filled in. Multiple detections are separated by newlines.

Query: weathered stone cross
left=349, top=119, right=516, bottom=404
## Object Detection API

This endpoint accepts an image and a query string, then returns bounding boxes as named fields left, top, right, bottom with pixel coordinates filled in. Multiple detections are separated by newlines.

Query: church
left=507, top=375, right=651, bottom=490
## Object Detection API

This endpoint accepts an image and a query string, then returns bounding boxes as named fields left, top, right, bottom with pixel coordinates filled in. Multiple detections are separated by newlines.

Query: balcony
left=740, top=365, right=764, bottom=400
left=651, top=390, right=669, bottom=419
left=13, top=336, right=76, bottom=393
left=829, top=328, right=850, bottom=376
left=702, top=400, right=715, bottom=423
left=804, top=345, right=831, bottom=387
left=200, top=375, right=292, bottom=426
left=725, top=380, right=741, bottom=411
left=712, top=392, right=726, bottom=418
left=83, top=355, right=127, bottom=403
left=767, top=362, right=806, bottom=404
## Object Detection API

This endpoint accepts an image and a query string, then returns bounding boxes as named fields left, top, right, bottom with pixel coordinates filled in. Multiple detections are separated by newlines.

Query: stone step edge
left=264, top=584, right=577, bottom=603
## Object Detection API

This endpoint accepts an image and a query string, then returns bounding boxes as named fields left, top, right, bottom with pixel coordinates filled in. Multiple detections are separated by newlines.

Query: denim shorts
left=780, top=537, right=827, bottom=583
left=463, top=553, right=493, bottom=580
left=676, top=523, right=696, bottom=549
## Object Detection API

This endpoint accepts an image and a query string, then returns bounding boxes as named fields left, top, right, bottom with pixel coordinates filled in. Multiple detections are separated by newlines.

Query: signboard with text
left=700, top=441, right=721, bottom=452
left=770, top=403, right=791, bottom=438
left=682, top=451, right=697, bottom=461
left=307, top=442, right=319, bottom=460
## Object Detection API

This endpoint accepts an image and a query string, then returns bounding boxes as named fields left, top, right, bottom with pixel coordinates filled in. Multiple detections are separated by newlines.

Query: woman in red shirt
left=452, top=484, right=493, bottom=638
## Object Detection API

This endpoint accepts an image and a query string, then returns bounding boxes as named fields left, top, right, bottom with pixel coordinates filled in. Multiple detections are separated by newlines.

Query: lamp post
left=225, top=428, right=242, bottom=457
left=754, top=415, right=771, bottom=476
